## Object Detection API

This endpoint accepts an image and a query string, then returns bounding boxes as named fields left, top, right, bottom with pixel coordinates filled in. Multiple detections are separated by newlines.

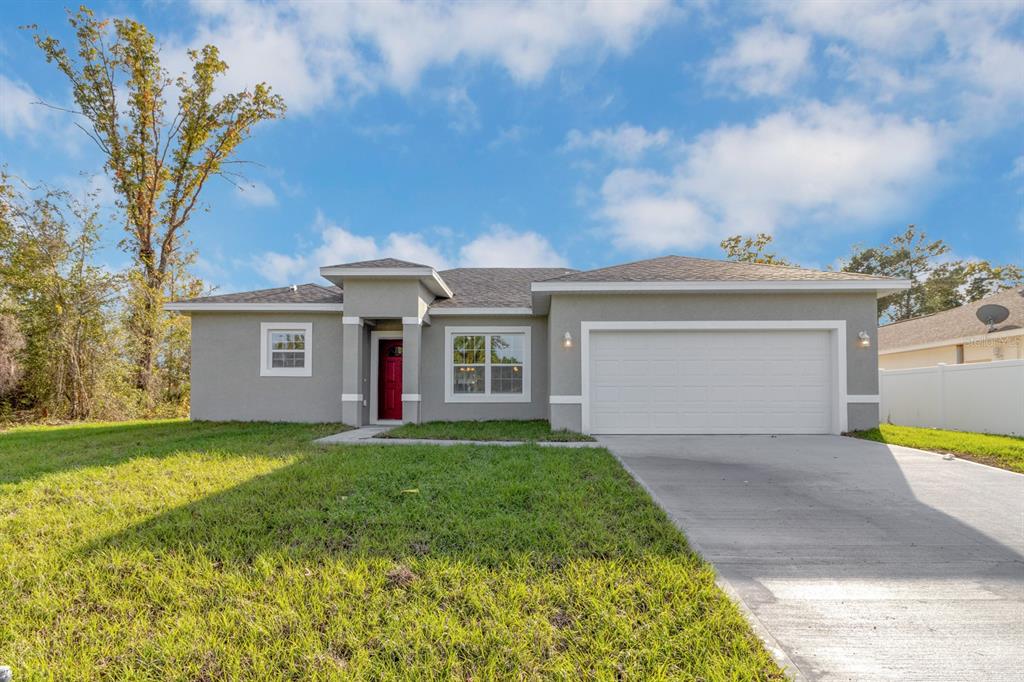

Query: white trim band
left=402, top=316, right=423, bottom=325
left=532, top=279, right=910, bottom=297
left=341, top=393, right=363, bottom=401
left=342, top=316, right=362, bottom=325
left=429, top=307, right=535, bottom=316
left=847, top=394, right=881, bottom=403
left=165, top=302, right=343, bottom=312
left=401, top=394, right=422, bottom=402
left=549, top=395, right=583, bottom=404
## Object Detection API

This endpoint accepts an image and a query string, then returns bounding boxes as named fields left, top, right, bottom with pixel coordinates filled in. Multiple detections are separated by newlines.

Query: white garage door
left=588, top=329, right=833, bottom=434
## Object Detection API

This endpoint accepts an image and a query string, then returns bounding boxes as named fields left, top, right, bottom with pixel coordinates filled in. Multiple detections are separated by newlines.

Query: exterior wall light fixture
left=858, top=331, right=871, bottom=348
left=562, top=332, right=574, bottom=349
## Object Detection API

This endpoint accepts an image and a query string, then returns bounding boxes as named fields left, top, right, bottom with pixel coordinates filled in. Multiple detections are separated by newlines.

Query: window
left=260, top=322, right=312, bottom=377
left=446, top=327, right=531, bottom=402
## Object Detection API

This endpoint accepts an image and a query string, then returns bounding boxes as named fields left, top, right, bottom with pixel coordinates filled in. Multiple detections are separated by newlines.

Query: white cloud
left=354, top=122, right=410, bottom=138
left=253, top=251, right=309, bottom=286
left=253, top=213, right=567, bottom=285
left=706, top=22, right=812, bottom=96
left=598, top=169, right=712, bottom=250
left=171, top=0, right=673, bottom=114
left=234, top=180, right=278, bottom=207
left=458, top=225, right=568, bottom=268
left=563, top=123, right=671, bottom=162
left=1011, top=155, right=1024, bottom=180
left=55, top=172, right=117, bottom=211
left=596, top=102, right=945, bottom=251
left=441, top=87, right=480, bottom=133
left=488, top=125, right=531, bottom=150
left=757, top=0, right=1024, bottom=124
left=380, top=232, right=451, bottom=270
left=0, top=75, right=41, bottom=138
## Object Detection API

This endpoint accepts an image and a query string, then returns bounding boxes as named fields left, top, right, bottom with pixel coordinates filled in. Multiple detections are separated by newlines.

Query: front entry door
left=378, top=339, right=403, bottom=420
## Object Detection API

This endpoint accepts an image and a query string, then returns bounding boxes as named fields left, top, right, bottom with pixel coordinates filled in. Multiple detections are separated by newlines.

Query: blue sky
left=2, top=1, right=1022, bottom=293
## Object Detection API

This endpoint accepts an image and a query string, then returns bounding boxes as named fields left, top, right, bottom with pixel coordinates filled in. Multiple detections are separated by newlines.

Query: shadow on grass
left=85, top=443, right=691, bottom=568
left=0, top=420, right=341, bottom=486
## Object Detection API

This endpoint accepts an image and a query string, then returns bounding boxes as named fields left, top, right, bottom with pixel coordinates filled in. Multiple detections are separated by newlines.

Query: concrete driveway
left=598, top=435, right=1024, bottom=681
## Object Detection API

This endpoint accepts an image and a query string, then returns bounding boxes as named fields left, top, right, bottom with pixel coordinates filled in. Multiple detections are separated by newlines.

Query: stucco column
left=547, top=299, right=583, bottom=432
left=341, top=316, right=364, bottom=426
left=402, top=317, right=422, bottom=423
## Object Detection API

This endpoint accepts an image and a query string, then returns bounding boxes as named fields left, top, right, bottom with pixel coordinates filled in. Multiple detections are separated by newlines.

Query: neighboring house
left=165, top=255, right=908, bottom=435
left=878, top=288, right=1024, bottom=370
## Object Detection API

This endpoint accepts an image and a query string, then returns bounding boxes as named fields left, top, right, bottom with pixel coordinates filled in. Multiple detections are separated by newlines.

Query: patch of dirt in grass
left=549, top=608, right=574, bottom=629
left=386, top=565, right=418, bottom=589
left=409, top=541, right=430, bottom=557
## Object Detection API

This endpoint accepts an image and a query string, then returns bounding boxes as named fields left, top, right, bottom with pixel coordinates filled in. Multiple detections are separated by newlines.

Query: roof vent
left=976, top=303, right=1009, bottom=332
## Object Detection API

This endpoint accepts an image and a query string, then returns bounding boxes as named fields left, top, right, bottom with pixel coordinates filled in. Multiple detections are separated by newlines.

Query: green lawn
left=850, top=424, right=1024, bottom=473
left=0, top=420, right=782, bottom=680
left=380, top=419, right=596, bottom=442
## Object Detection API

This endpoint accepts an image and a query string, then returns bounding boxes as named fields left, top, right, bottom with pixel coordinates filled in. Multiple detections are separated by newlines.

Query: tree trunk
left=132, top=267, right=165, bottom=403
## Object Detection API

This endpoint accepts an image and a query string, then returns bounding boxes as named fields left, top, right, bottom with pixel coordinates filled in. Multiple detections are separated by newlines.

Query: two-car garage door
left=588, top=329, right=834, bottom=434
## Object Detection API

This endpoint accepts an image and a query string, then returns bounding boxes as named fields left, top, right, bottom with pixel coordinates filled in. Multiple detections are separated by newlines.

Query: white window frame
left=444, top=326, right=531, bottom=403
left=260, top=322, right=313, bottom=377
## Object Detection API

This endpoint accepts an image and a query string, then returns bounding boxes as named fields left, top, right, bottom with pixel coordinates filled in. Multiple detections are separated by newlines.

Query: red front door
left=378, top=339, right=403, bottom=420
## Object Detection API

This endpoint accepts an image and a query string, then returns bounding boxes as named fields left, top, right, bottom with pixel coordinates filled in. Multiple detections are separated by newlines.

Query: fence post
left=878, top=369, right=886, bottom=423
left=936, top=363, right=947, bottom=429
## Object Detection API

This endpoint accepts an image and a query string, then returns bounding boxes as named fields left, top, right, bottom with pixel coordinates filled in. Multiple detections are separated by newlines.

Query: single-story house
left=878, top=288, right=1024, bottom=370
left=165, top=255, right=909, bottom=435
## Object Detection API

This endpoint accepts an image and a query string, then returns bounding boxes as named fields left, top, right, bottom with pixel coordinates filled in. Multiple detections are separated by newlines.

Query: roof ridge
left=541, top=254, right=680, bottom=281
left=658, top=253, right=890, bottom=278
left=543, top=254, right=892, bottom=282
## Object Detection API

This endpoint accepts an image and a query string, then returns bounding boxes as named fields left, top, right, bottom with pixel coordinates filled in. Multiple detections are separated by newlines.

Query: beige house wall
left=880, top=334, right=1024, bottom=369
left=879, top=346, right=958, bottom=370
left=963, top=336, right=1024, bottom=363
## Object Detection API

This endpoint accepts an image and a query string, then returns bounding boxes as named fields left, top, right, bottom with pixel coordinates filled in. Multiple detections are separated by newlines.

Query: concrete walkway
left=598, top=434, right=1024, bottom=682
left=314, top=426, right=598, bottom=448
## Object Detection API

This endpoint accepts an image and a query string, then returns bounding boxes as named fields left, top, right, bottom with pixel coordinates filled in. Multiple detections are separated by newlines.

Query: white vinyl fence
left=879, top=360, right=1024, bottom=436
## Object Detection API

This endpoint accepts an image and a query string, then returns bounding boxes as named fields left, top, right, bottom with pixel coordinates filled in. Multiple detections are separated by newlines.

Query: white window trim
left=579, top=320, right=848, bottom=435
left=444, top=326, right=531, bottom=403
left=260, top=322, right=313, bottom=377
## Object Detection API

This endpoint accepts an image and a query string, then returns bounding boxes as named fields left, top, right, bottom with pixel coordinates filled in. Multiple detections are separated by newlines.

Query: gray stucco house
left=166, top=255, right=909, bottom=434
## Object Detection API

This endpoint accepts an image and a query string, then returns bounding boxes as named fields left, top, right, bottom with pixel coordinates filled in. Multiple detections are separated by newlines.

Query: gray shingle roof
left=322, top=257, right=430, bottom=269
left=178, top=283, right=343, bottom=304
left=879, top=287, right=1024, bottom=350
left=431, top=268, right=577, bottom=309
left=542, top=255, right=894, bottom=282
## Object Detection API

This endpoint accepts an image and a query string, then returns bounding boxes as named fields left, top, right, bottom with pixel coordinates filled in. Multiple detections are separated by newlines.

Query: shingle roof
left=541, top=255, right=894, bottom=282
left=322, top=257, right=430, bottom=269
left=879, top=287, right=1024, bottom=351
left=177, top=283, right=343, bottom=304
left=431, top=268, right=577, bottom=309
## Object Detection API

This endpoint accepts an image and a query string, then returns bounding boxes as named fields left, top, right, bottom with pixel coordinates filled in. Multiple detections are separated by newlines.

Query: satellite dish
left=976, top=303, right=1010, bottom=332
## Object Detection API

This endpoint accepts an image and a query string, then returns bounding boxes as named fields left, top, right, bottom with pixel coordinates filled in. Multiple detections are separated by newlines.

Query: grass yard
left=850, top=423, right=1024, bottom=473
left=0, top=420, right=782, bottom=680
left=380, top=418, right=596, bottom=442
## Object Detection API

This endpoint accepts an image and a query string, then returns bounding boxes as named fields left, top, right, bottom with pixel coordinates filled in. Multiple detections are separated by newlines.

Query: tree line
left=721, top=228, right=1022, bottom=323
left=0, top=7, right=284, bottom=420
